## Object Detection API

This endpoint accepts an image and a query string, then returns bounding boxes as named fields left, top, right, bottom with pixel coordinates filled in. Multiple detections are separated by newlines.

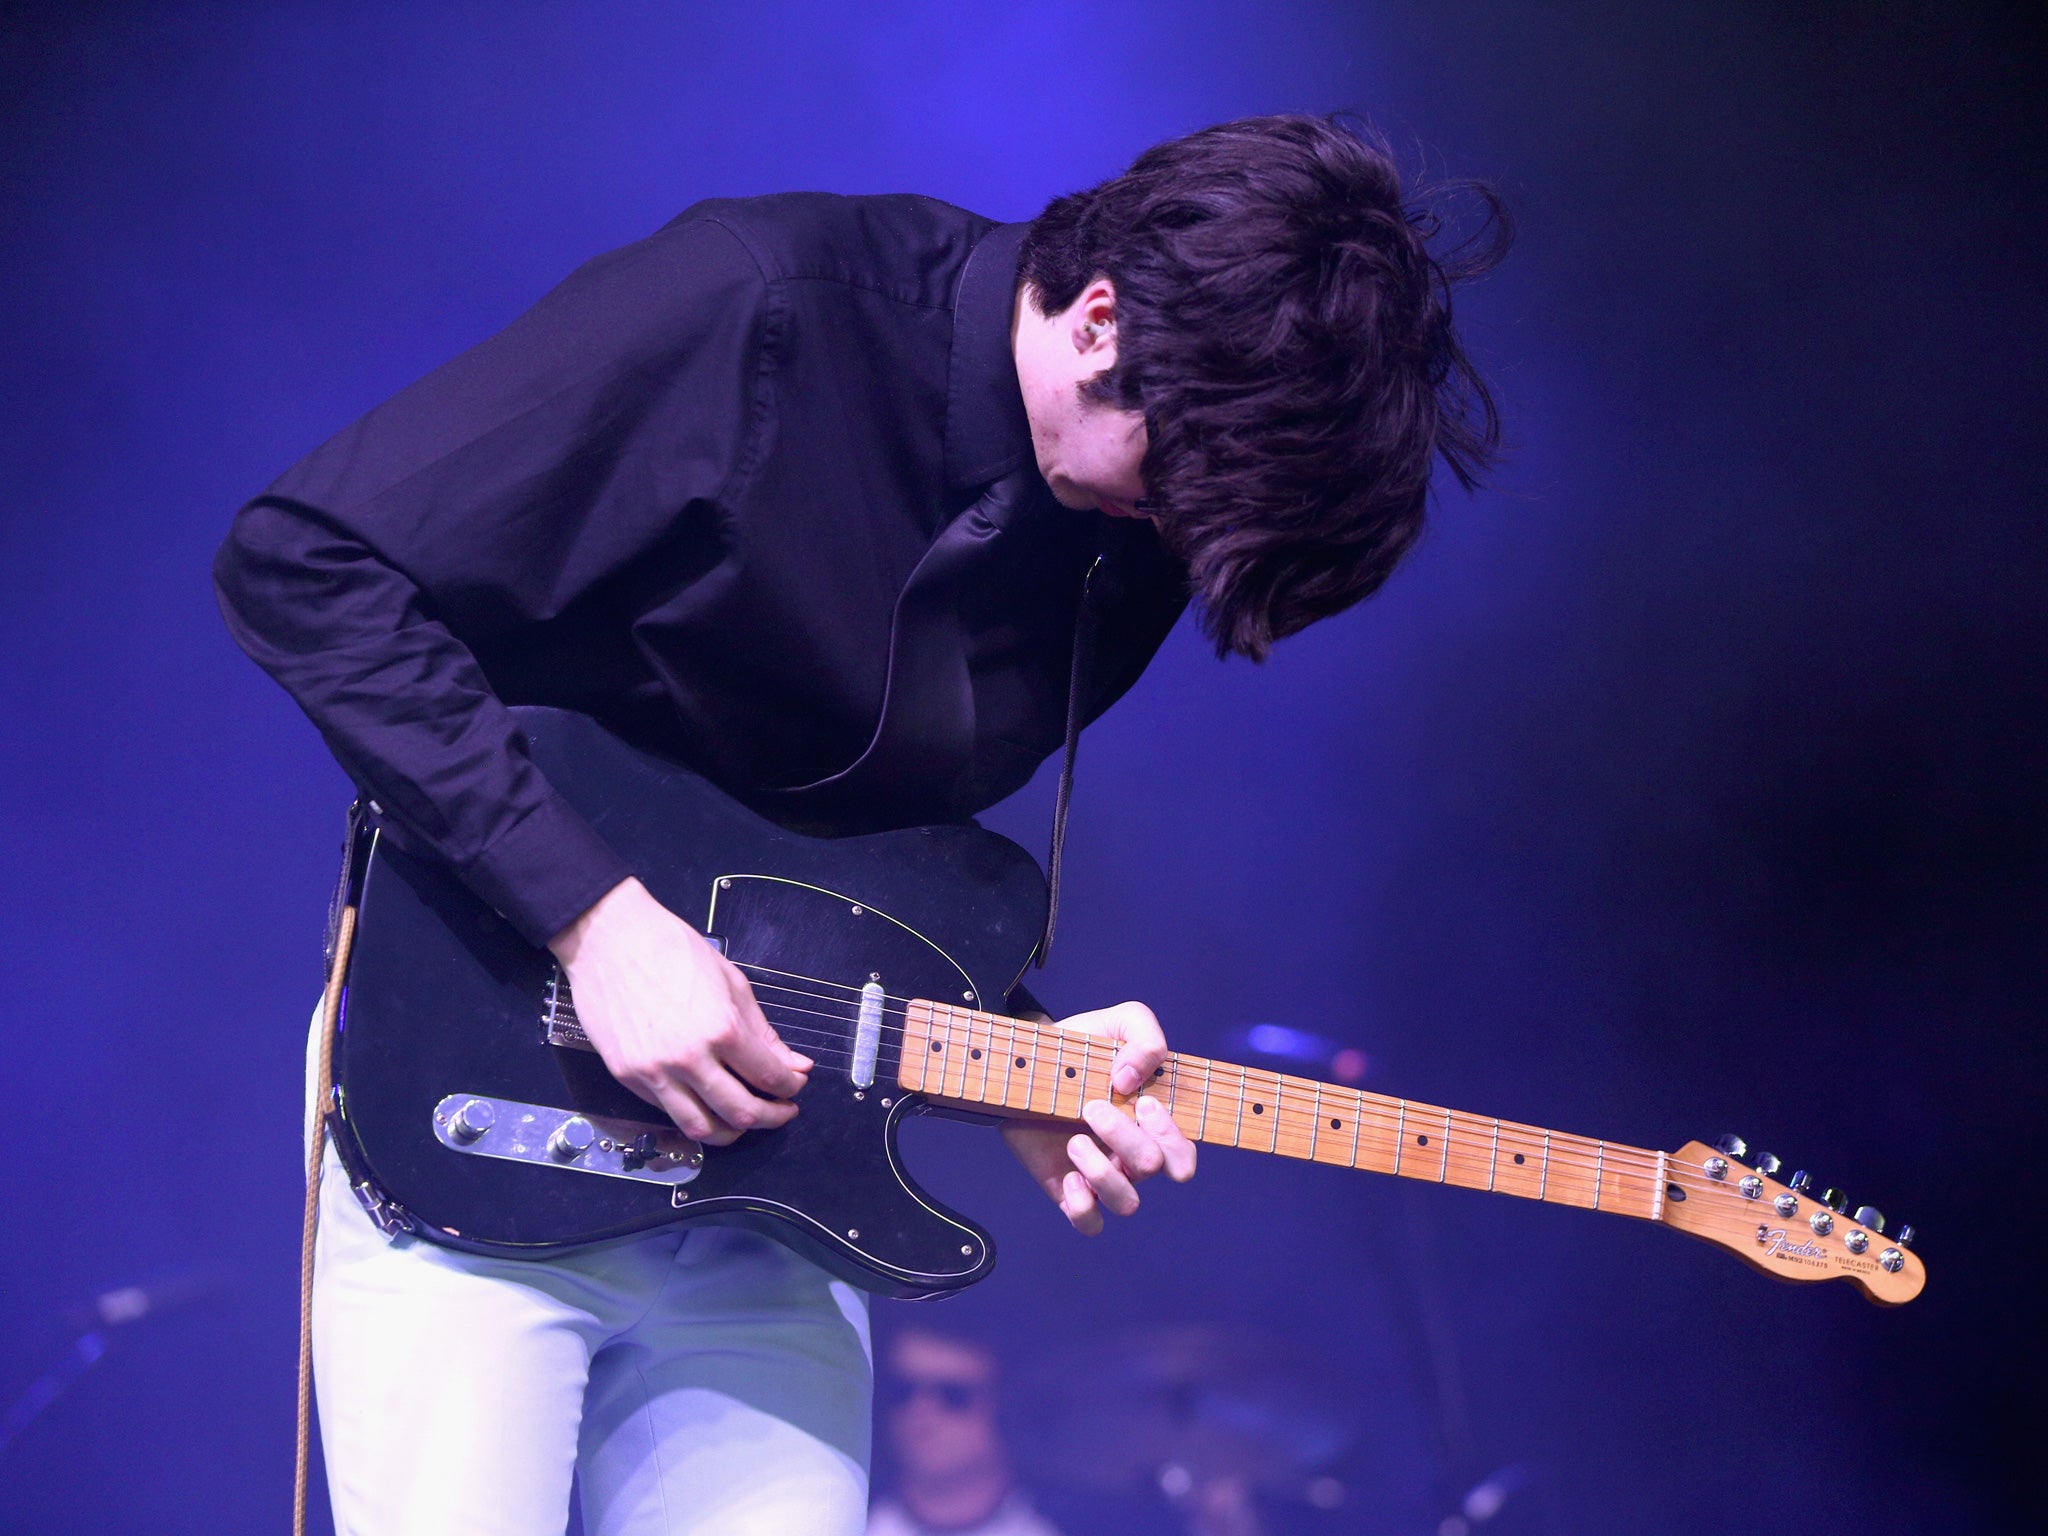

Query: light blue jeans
left=307, top=1016, right=872, bottom=1536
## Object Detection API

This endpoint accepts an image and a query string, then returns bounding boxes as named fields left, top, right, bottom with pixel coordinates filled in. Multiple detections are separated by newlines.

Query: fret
left=1489, top=1119, right=1549, bottom=1200
left=1229, top=1063, right=1248, bottom=1148
left=967, top=1008, right=990, bottom=1101
left=1029, top=1019, right=1057, bottom=1116
left=1316, top=1082, right=1360, bottom=1167
left=1391, top=1100, right=1408, bottom=1176
left=1018, top=1015, right=1044, bottom=1113
left=1307, top=1081, right=1322, bottom=1162
left=1486, top=1117, right=1501, bottom=1192
left=985, top=1012, right=1012, bottom=1109
left=1051, top=1026, right=1069, bottom=1119
left=901, top=1001, right=932, bottom=1091
left=1542, top=1132, right=1602, bottom=1210
left=1274, top=1074, right=1318, bottom=1160
left=1442, top=1110, right=1497, bottom=1191
left=950, top=1005, right=972, bottom=1098
left=975, top=1008, right=995, bottom=1104
left=1194, top=1057, right=1214, bottom=1143
left=1241, top=1065, right=1282, bottom=1153
left=1001, top=1016, right=1031, bottom=1111
left=942, top=1006, right=966, bottom=1099
left=1592, top=1140, right=1606, bottom=1211
left=1344, top=1086, right=1362, bottom=1168
left=1538, top=1129, right=1551, bottom=1201
left=1436, top=1106, right=1453, bottom=1183
left=1351, top=1094, right=1401, bottom=1175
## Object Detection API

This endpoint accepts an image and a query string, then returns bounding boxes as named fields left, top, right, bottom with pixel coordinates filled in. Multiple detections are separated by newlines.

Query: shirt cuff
left=459, top=793, right=636, bottom=951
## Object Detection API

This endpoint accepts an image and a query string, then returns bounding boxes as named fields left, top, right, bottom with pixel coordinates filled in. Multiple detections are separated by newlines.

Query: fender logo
left=1755, top=1226, right=1829, bottom=1264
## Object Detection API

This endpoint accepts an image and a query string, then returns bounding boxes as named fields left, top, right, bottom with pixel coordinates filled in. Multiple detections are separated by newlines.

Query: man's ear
left=1072, top=278, right=1119, bottom=359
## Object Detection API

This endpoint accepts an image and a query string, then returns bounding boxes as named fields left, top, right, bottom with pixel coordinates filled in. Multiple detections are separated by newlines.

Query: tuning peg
left=1788, top=1170, right=1813, bottom=1193
left=1715, top=1134, right=1752, bottom=1164
left=1852, top=1205, right=1885, bottom=1234
left=1819, top=1187, right=1848, bottom=1213
left=1895, top=1223, right=1915, bottom=1248
left=1752, top=1151, right=1783, bottom=1176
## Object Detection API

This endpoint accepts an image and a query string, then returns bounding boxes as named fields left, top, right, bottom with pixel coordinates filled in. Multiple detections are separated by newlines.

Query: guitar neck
left=899, top=1001, right=1670, bottom=1222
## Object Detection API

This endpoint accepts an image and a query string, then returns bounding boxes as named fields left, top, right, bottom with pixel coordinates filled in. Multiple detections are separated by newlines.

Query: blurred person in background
left=869, top=1326, right=1059, bottom=1536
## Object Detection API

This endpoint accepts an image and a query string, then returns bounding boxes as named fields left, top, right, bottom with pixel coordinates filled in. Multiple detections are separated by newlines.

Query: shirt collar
left=944, top=220, right=1034, bottom=492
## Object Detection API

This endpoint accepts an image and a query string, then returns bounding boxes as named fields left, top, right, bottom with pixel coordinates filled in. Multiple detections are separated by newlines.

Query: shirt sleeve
left=214, top=214, right=771, bottom=948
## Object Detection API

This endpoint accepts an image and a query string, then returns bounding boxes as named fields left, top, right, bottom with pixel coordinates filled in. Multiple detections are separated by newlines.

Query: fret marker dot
left=1064, top=1066, right=1076, bottom=1078
left=1154, top=1066, right=1164, bottom=1077
left=970, top=1048, right=982, bottom=1059
left=1417, top=1134, right=1429, bottom=1146
left=1014, top=1057, right=1027, bottom=1069
left=1252, top=1103, right=1264, bottom=1115
left=930, top=1041, right=943, bottom=1052
left=1513, top=1153, right=1525, bottom=1164
left=1330, top=1118, right=1342, bottom=1130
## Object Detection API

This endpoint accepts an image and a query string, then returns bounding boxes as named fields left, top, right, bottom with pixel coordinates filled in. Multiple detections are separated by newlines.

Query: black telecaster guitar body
left=329, top=706, right=1049, bottom=1299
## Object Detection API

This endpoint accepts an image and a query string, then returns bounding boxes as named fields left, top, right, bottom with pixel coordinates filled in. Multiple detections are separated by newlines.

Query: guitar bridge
left=541, top=966, right=593, bottom=1051
left=542, top=934, right=729, bottom=1052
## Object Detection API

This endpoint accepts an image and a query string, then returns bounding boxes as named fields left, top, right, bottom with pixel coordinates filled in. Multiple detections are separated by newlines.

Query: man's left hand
left=1000, top=1001, right=1198, bottom=1235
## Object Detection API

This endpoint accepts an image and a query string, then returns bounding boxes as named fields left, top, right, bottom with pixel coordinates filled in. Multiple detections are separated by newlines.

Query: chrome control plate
left=431, top=1094, right=703, bottom=1186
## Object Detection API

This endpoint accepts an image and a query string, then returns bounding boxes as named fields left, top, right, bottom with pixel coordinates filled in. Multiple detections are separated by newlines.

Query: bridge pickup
left=431, top=1094, right=703, bottom=1187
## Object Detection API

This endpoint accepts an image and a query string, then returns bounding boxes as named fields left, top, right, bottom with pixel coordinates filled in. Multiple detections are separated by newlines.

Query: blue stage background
left=2, top=3, right=2040, bottom=1531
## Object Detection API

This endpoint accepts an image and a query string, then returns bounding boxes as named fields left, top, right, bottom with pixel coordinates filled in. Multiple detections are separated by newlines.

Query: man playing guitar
left=216, top=114, right=1503, bottom=1536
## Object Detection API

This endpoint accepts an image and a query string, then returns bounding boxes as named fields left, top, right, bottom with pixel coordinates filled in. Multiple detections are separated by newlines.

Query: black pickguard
left=329, top=707, right=1049, bottom=1298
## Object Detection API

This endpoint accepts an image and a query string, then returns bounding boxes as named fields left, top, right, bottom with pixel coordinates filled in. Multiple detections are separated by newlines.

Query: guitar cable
left=296, top=898, right=356, bottom=1536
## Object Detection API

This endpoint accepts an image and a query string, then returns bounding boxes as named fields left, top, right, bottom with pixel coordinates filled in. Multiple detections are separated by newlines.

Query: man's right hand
left=547, top=877, right=811, bottom=1144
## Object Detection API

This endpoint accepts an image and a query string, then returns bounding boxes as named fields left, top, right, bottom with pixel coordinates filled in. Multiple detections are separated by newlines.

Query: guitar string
left=721, top=966, right=1847, bottom=1205
left=743, top=1002, right=1737, bottom=1196
left=740, top=989, right=1739, bottom=1194
left=568, top=960, right=1753, bottom=1195
left=733, top=979, right=1719, bottom=1192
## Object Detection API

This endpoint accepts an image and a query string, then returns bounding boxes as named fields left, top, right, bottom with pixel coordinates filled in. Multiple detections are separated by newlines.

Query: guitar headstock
left=1658, top=1138, right=1926, bottom=1306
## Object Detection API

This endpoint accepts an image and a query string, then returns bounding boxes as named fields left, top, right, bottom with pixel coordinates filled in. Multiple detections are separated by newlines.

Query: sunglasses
left=880, top=1375, right=990, bottom=1413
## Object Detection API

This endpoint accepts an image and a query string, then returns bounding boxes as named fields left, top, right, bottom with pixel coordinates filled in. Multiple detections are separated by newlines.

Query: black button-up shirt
left=215, top=193, right=1187, bottom=948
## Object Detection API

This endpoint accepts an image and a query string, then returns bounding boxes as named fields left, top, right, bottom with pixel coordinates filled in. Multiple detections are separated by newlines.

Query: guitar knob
left=1714, top=1134, right=1751, bottom=1164
left=1852, top=1205, right=1885, bottom=1234
left=1895, top=1223, right=1915, bottom=1248
left=1788, top=1170, right=1812, bottom=1193
left=1752, top=1151, right=1783, bottom=1176
left=548, top=1116, right=596, bottom=1160
left=1819, top=1187, right=1848, bottom=1213
left=449, top=1099, right=496, bottom=1142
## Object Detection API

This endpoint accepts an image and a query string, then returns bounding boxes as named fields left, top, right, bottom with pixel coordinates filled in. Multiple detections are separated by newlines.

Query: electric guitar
left=323, top=707, right=1925, bottom=1304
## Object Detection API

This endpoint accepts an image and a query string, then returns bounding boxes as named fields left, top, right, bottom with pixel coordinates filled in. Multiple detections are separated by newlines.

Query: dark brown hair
left=1019, top=114, right=1509, bottom=659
